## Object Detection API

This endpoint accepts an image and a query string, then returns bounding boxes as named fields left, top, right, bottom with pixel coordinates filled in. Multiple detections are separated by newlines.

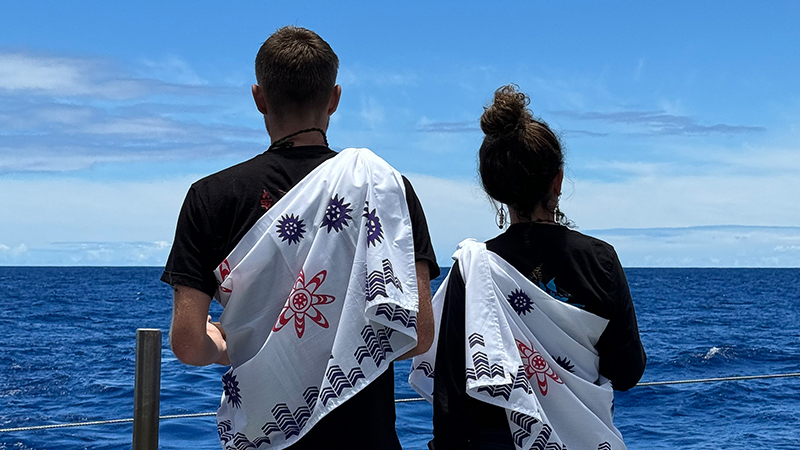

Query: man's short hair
left=255, top=26, right=339, bottom=116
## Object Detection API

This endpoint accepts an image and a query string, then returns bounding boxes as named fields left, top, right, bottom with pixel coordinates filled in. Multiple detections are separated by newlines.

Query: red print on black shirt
left=260, top=190, right=273, bottom=211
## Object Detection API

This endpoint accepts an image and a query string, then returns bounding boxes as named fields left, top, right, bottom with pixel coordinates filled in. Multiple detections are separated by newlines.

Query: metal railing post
left=133, top=328, right=161, bottom=450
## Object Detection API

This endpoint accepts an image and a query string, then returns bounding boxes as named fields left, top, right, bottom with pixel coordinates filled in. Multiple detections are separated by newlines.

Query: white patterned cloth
left=410, top=239, right=626, bottom=450
left=213, top=148, right=419, bottom=449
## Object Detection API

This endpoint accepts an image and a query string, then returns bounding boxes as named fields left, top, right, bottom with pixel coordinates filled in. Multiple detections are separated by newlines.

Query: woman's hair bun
left=480, top=84, right=533, bottom=138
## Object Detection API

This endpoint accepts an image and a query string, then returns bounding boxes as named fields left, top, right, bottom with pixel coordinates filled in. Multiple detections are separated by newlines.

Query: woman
left=411, top=85, right=646, bottom=450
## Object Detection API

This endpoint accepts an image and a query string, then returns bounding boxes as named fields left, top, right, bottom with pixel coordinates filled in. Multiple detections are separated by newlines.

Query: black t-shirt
left=161, top=145, right=439, bottom=450
left=431, top=223, right=646, bottom=449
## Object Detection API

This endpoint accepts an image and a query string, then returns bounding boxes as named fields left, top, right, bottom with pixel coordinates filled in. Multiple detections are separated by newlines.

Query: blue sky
left=1, top=1, right=799, bottom=266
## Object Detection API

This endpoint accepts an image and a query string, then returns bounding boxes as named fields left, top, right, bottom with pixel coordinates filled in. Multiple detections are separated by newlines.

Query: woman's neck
left=509, top=206, right=557, bottom=225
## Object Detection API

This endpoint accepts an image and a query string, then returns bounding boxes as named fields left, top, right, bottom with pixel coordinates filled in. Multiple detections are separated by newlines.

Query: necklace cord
left=268, top=128, right=328, bottom=150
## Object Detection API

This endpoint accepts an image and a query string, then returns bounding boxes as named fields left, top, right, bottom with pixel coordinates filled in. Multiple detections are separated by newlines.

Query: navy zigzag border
left=468, top=332, right=485, bottom=348
left=413, top=361, right=434, bottom=378
left=375, top=304, right=417, bottom=330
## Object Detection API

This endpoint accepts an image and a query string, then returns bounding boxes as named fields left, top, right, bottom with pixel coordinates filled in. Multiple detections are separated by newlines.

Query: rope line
left=3, top=371, right=799, bottom=434
left=635, top=371, right=800, bottom=386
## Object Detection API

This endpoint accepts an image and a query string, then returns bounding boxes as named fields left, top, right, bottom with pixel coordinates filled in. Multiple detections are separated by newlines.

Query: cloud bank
left=0, top=52, right=263, bottom=173
left=0, top=241, right=171, bottom=266
left=587, top=226, right=800, bottom=268
left=554, top=109, right=765, bottom=136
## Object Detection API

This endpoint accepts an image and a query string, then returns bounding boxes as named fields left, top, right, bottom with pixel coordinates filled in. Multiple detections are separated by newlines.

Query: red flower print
left=260, top=189, right=273, bottom=210
left=218, top=259, right=232, bottom=293
left=516, top=340, right=563, bottom=395
left=273, top=270, right=335, bottom=338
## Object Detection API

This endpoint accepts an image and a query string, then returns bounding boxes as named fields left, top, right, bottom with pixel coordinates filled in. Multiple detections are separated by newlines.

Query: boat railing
left=2, top=328, right=800, bottom=449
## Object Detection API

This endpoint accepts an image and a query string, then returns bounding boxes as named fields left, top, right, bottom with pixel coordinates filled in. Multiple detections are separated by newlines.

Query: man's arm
left=399, top=260, right=434, bottom=359
left=170, top=285, right=229, bottom=366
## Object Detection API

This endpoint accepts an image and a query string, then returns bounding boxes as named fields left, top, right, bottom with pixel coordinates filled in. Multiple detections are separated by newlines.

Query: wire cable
left=3, top=371, right=799, bottom=434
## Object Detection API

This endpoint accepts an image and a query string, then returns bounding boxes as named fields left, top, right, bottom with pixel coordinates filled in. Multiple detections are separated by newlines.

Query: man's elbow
left=400, top=324, right=434, bottom=359
left=396, top=322, right=434, bottom=360
left=170, top=330, right=206, bottom=366
left=414, top=328, right=434, bottom=355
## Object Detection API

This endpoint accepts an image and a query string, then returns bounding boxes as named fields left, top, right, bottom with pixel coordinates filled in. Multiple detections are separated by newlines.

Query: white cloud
left=359, top=96, right=385, bottom=129
left=587, top=226, right=800, bottom=267
left=554, top=109, right=765, bottom=136
left=408, top=170, right=800, bottom=267
left=577, top=160, right=670, bottom=178
left=0, top=241, right=171, bottom=266
left=0, top=243, right=28, bottom=256
left=0, top=54, right=89, bottom=92
left=138, top=55, right=208, bottom=86
left=701, top=146, right=800, bottom=174
left=0, top=52, right=266, bottom=174
left=82, top=117, right=190, bottom=136
left=0, top=53, right=150, bottom=99
left=0, top=176, right=199, bottom=248
left=561, top=172, right=800, bottom=230
left=2, top=170, right=799, bottom=267
left=404, top=173, right=499, bottom=265
left=634, top=57, right=646, bottom=81
left=338, top=66, right=419, bottom=87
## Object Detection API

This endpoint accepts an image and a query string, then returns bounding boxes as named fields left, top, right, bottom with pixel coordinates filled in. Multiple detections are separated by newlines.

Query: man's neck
left=269, top=129, right=327, bottom=147
left=267, top=114, right=329, bottom=148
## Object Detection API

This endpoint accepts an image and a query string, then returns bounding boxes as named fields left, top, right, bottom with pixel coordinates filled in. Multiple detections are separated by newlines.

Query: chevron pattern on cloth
left=410, top=240, right=626, bottom=450
left=354, top=325, right=394, bottom=366
left=510, top=411, right=541, bottom=448
left=474, top=367, right=533, bottom=402
left=544, top=443, right=566, bottom=450
left=219, top=421, right=272, bottom=450
left=382, top=259, right=403, bottom=291
left=468, top=332, right=485, bottom=348
left=232, top=433, right=257, bottom=450
left=319, top=365, right=366, bottom=406
left=412, top=361, right=434, bottom=378
left=223, top=385, right=323, bottom=448
left=512, top=365, right=534, bottom=394
left=465, top=351, right=505, bottom=381
left=213, top=148, right=418, bottom=449
left=366, top=258, right=403, bottom=301
left=530, top=424, right=553, bottom=450
left=218, top=420, right=233, bottom=445
left=266, top=403, right=310, bottom=439
left=366, top=270, right=388, bottom=301
left=375, top=304, right=417, bottom=329
left=302, top=387, right=319, bottom=415
left=252, top=437, right=271, bottom=448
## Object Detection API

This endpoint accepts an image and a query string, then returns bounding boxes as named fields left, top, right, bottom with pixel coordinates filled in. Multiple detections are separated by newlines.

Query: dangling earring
left=495, top=205, right=507, bottom=229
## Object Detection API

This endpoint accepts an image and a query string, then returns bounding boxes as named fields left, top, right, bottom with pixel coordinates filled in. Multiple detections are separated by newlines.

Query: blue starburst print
left=320, top=194, right=353, bottom=233
left=276, top=214, right=306, bottom=245
left=507, top=289, right=534, bottom=316
left=222, top=372, right=242, bottom=408
left=363, top=202, right=384, bottom=247
left=554, top=356, right=575, bottom=373
left=539, top=278, right=583, bottom=308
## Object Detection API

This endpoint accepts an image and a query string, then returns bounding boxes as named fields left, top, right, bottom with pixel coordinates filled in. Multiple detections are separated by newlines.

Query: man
left=161, top=26, right=438, bottom=449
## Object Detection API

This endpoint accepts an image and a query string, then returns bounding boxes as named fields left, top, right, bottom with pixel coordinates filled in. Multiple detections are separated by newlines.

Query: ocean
left=1, top=267, right=799, bottom=449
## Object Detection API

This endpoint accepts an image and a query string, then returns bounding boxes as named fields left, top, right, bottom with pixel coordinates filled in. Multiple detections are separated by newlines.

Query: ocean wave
left=698, top=345, right=734, bottom=361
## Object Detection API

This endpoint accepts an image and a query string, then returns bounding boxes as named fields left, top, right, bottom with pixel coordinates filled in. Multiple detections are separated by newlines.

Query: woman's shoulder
left=562, top=227, right=617, bottom=256
left=559, top=228, right=624, bottom=284
left=486, top=223, right=621, bottom=276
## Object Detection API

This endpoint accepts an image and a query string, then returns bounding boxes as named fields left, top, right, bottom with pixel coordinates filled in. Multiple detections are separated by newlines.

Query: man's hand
left=170, top=285, right=229, bottom=366
left=207, top=316, right=230, bottom=365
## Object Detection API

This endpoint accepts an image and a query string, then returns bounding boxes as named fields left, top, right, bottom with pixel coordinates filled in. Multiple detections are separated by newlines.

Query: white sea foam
left=703, top=347, right=722, bottom=360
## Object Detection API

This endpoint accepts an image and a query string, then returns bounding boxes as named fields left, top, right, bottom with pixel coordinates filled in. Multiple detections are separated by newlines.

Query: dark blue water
left=2, top=267, right=799, bottom=449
